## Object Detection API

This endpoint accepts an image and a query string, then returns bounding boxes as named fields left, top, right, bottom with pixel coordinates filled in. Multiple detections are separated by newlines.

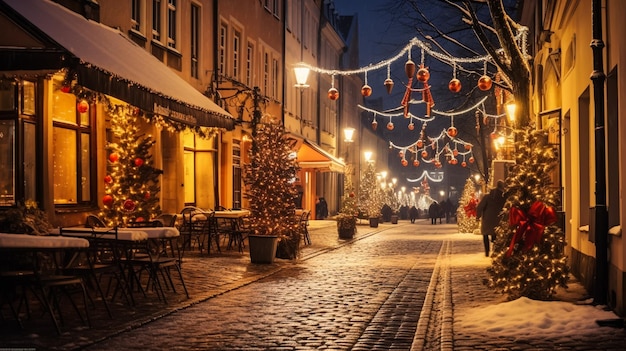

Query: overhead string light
left=407, top=170, right=445, bottom=183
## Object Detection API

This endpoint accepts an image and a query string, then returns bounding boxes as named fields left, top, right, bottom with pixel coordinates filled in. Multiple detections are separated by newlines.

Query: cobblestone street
left=85, top=223, right=442, bottom=350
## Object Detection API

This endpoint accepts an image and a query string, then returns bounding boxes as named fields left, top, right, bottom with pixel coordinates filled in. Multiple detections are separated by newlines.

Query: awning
left=297, top=139, right=345, bottom=173
left=1, top=0, right=234, bottom=130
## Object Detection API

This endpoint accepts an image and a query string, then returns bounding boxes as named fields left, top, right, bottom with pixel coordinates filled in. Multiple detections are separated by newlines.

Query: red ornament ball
left=102, top=194, right=114, bottom=207
left=416, top=67, right=430, bottom=82
left=135, top=217, right=145, bottom=222
left=387, top=122, right=394, bottom=130
left=435, top=161, right=442, bottom=168
left=447, top=126, right=458, bottom=138
left=77, top=100, right=89, bottom=113
left=421, top=150, right=428, bottom=158
left=405, top=60, right=416, bottom=79
left=448, top=78, right=462, bottom=93
left=104, top=175, right=113, bottom=184
left=453, top=149, right=459, bottom=157
left=469, top=156, right=475, bottom=163
left=384, top=78, right=394, bottom=94
left=401, top=159, right=408, bottom=167
left=144, top=192, right=151, bottom=199
left=327, top=87, right=339, bottom=100
left=108, top=153, right=119, bottom=163
left=134, top=157, right=144, bottom=167
left=349, top=192, right=355, bottom=198
left=461, top=161, right=467, bottom=167
left=464, top=144, right=472, bottom=151
left=450, top=158, right=458, bottom=165
left=371, top=120, right=378, bottom=131
left=60, top=85, right=71, bottom=93
left=408, top=123, right=415, bottom=131
left=361, top=84, right=372, bottom=97
left=477, top=75, right=493, bottom=91
left=413, top=160, right=420, bottom=167
left=490, top=132, right=497, bottom=139
left=123, top=199, right=136, bottom=212
left=417, top=140, right=424, bottom=148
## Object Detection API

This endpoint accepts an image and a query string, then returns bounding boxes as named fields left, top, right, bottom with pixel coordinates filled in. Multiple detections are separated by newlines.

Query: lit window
left=167, top=0, right=177, bottom=48
left=190, top=4, right=199, bottom=78
left=219, top=24, right=227, bottom=76
left=246, top=43, right=253, bottom=87
left=233, top=30, right=240, bottom=79
left=152, top=0, right=161, bottom=41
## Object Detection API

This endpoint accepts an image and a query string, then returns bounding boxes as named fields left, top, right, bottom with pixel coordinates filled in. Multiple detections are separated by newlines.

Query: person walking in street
left=476, top=180, right=507, bottom=257
left=428, top=201, right=441, bottom=225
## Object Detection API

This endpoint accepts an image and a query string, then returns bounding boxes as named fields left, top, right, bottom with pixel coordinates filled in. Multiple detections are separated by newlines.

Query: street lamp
left=343, top=127, right=355, bottom=143
left=294, top=63, right=310, bottom=88
left=505, top=101, right=517, bottom=125
left=364, top=151, right=373, bottom=163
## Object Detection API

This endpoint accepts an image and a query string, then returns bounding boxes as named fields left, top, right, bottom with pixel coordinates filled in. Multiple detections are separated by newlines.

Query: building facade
left=521, top=0, right=625, bottom=315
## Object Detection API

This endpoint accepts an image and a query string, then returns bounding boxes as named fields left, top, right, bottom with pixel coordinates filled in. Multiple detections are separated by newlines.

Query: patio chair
left=299, top=210, right=311, bottom=245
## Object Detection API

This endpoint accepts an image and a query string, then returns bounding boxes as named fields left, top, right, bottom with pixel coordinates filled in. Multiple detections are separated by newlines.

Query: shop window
left=183, top=130, right=217, bottom=209
left=0, top=120, right=15, bottom=206
left=51, top=78, right=92, bottom=205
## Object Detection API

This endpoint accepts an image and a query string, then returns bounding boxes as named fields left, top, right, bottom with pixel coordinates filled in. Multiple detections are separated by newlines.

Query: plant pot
left=248, top=235, right=279, bottom=264
left=391, top=215, right=398, bottom=224
left=338, top=227, right=355, bottom=239
left=369, top=217, right=379, bottom=228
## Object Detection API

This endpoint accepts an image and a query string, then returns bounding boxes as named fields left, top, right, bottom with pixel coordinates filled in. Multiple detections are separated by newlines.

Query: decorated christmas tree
left=358, top=162, right=381, bottom=218
left=340, top=164, right=358, bottom=216
left=243, top=120, right=300, bottom=258
left=457, top=177, right=480, bottom=234
left=100, top=105, right=162, bottom=227
left=485, top=127, right=568, bottom=300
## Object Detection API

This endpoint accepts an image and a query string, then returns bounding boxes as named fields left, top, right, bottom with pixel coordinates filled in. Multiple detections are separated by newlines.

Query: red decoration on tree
left=506, top=201, right=557, bottom=257
left=60, top=85, right=71, bottom=93
left=134, top=157, right=144, bottom=167
left=463, top=198, right=478, bottom=217
left=109, top=153, right=119, bottom=163
left=103, top=194, right=113, bottom=207
left=104, top=175, right=113, bottom=184
left=371, top=120, right=378, bottom=131
left=448, top=78, right=461, bottom=93
left=384, top=78, right=394, bottom=94
left=77, top=100, right=89, bottom=113
left=327, top=87, right=339, bottom=100
left=144, top=192, right=151, bottom=199
left=349, top=192, right=355, bottom=198
left=478, top=75, right=493, bottom=91
left=361, top=84, right=372, bottom=97
left=123, top=199, right=136, bottom=212
left=135, top=217, right=145, bottom=222
left=447, top=126, right=458, bottom=138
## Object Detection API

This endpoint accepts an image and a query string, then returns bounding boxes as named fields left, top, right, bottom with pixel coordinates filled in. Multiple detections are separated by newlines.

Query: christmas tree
left=101, top=105, right=162, bottom=227
left=358, top=162, right=381, bottom=218
left=457, top=177, right=480, bottom=234
left=243, top=120, right=300, bottom=258
left=485, top=127, right=568, bottom=300
left=340, top=164, right=358, bottom=216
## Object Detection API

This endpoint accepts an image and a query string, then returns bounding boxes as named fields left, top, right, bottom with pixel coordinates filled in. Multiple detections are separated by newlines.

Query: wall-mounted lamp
left=505, top=101, right=517, bottom=124
left=343, top=127, right=355, bottom=143
left=294, top=63, right=310, bottom=88
left=364, top=151, right=373, bottom=162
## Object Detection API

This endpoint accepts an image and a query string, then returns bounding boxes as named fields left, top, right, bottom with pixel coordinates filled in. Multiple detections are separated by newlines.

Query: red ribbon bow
left=506, top=201, right=557, bottom=257
left=463, top=198, right=478, bottom=218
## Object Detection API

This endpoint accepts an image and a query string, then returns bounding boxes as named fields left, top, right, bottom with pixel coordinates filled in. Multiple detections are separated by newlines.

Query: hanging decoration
left=448, top=63, right=462, bottom=93
left=328, top=74, right=339, bottom=100
left=77, top=99, right=89, bottom=113
left=361, top=71, right=372, bottom=97
left=384, top=64, right=394, bottom=94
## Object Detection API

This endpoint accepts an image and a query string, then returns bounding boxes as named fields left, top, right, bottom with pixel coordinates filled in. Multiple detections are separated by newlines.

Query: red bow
left=464, top=198, right=478, bottom=217
left=506, top=201, right=557, bottom=257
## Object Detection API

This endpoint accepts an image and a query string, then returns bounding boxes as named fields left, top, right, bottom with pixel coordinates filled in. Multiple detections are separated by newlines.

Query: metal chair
left=299, top=211, right=311, bottom=245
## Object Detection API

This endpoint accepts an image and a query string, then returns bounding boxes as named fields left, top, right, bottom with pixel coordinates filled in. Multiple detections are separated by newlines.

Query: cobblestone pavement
left=2, top=219, right=625, bottom=350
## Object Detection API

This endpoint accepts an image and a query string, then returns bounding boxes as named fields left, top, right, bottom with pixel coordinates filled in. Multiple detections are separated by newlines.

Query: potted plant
left=336, top=213, right=357, bottom=239
left=243, top=120, right=301, bottom=263
left=0, top=200, right=53, bottom=235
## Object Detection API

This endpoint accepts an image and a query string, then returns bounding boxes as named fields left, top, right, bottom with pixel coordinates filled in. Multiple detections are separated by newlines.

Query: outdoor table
left=0, top=233, right=91, bottom=334
left=213, top=210, right=251, bottom=252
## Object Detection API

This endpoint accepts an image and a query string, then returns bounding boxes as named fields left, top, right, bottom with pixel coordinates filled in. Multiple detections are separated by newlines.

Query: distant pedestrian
left=476, top=180, right=507, bottom=257
left=316, top=197, right=328, bottom=219
left=441, top=198, right=453, bottom=223
left=428, top=201, right=441, bottom=225
left=409, top=206, right=419, bottom=223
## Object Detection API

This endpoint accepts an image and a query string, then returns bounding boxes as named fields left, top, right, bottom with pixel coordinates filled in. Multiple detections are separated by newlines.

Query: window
left=131, top=0, right=142, bottom=31
left=219, top=24, right=227, bottom=76
left=272, top=58, right=279, bottom=99
left=183, top=130, right=217, bottom=209
left=233, top=30, right=241, bottom=79
left=190, top=4, right=199, bottom=78
left=246, top=42, right=253, bottom=87
left=263, top=52, right=269, bottom=94
left=0, top=119, right=15, bottom=206
left=152, top=0, right=161, bottom=41
left=273, top=0, right=280, bottom=17
left=167, top=0, right=177, bottom=48
left=264, top=0, right=270, bottom=11
left=52, top=77, right=91, bottom=205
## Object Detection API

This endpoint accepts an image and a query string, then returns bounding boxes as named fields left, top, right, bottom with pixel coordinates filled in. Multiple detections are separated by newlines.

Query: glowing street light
left=343, top=127, right=355, bottom=143
left=364, top=151, right=373, bottom=163
left=505, top=101, right=517, bottom=124
left=294, top=63, right=310, bottom=88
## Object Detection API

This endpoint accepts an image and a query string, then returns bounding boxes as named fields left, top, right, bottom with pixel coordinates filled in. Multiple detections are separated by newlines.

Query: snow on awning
left=2, top=0, right=234, bottom=130
left=296, top=139, right=345, bottom=173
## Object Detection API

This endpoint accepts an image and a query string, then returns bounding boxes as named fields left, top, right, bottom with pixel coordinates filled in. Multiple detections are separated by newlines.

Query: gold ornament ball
left=328, top=87, right=340, bottom=100
left=447, top=126, right=458, bottom=138
left=477, top=75, right=493, bottom=91
left=448, top=78, right=462, bottom=93
left=361, top=84, right=372, bottom=97
left=417, top=67, right=430, bottom=82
